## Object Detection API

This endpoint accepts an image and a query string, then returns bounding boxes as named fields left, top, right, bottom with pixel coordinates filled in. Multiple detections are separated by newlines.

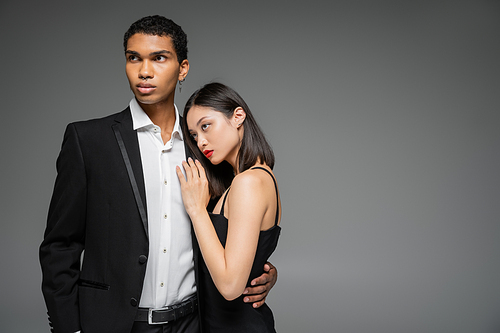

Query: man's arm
left=243, top=262, right=278, bottom=308
left=39, top=124, right=86, bottom=333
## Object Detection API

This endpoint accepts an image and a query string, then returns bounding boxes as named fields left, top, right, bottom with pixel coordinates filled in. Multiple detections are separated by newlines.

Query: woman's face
left=186, top=105, right=243, bottom=168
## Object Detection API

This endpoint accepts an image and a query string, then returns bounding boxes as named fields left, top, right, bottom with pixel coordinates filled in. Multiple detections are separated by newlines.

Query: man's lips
left=203, top=150, right=213, bottom=158
left=136, top=83, right=156, bottom=94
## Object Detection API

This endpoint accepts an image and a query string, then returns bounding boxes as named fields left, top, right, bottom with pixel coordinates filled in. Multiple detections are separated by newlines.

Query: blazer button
left=130, top=298, right=138, bottom=307
left=138, top=255, right=148, bottom=264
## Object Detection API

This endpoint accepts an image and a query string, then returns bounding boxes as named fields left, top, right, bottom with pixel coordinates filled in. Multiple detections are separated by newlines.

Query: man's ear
left=178, top=59, right=189, bottom=81
left=233, top=107, right=246, bottom=128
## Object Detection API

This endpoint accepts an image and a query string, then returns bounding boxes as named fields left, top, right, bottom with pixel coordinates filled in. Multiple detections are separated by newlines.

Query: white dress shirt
left=129, top=98, right=196, bottom=309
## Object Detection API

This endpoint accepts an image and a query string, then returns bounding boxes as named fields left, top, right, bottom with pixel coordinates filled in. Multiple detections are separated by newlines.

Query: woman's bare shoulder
left=232, top=167, right=275, bottom=192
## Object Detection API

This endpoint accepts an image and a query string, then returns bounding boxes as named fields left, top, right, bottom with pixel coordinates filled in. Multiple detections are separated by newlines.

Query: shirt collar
left=129, top=98, right=183, bottom=140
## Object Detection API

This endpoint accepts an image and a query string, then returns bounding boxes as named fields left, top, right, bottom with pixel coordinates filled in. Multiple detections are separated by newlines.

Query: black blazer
left=39, top=108, right=200, bottom=333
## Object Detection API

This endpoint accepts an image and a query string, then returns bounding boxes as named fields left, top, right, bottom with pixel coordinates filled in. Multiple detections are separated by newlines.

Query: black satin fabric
left=199, top=211, right=280, bottom=333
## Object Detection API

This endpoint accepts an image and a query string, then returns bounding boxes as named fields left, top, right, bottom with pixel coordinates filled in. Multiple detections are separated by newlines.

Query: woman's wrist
left=187, top=207, right=207, bottom=221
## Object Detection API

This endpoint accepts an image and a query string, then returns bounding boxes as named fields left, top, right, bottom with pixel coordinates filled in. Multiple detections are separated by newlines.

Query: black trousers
left=130, top=312, right=200, bottom=333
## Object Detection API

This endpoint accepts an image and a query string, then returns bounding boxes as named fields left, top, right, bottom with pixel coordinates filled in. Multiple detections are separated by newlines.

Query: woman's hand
left=176, top=158, right=210, bottom=217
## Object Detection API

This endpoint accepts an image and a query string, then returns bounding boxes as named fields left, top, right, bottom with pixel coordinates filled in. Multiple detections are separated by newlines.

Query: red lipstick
left=203, top=150, right=213, bottom=158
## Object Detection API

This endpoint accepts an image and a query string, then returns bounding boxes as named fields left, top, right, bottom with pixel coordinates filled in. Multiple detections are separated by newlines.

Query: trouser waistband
left=135, top=296, right=198, bottom=324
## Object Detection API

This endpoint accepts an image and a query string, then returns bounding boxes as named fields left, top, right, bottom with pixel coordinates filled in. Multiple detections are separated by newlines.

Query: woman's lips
left=203, top=150, right=213, bottom=158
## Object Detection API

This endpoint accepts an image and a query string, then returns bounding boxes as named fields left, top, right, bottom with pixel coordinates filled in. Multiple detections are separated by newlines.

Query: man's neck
left=138, top=99, right=177, bottom=144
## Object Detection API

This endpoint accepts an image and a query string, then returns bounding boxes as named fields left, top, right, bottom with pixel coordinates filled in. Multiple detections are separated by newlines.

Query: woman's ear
left=233, top=107, right=246, bottom=128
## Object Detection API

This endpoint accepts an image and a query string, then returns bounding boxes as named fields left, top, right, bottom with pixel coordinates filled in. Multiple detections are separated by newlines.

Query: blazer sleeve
left=40, top=123, right=87, bottom=333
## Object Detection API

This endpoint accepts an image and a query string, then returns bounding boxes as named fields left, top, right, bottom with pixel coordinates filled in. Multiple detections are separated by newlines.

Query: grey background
left=1, top=0, right=499, bottom=332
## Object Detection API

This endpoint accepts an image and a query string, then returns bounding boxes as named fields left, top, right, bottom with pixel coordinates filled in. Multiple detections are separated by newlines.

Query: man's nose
left=139, top=60, right=153, bottom=79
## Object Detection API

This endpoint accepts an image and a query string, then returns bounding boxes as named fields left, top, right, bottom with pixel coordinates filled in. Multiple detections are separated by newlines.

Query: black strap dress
left=199, top=167, right=281, bottom=332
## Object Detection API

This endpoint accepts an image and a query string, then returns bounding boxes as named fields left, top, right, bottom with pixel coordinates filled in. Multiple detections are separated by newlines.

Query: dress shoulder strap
left=250, top=167, right=280, bottom=226
left=220, top=187, right=230, bottom=215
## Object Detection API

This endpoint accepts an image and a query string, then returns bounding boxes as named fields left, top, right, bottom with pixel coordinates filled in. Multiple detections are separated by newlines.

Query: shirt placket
left=156, top=126, right=173, bottom=307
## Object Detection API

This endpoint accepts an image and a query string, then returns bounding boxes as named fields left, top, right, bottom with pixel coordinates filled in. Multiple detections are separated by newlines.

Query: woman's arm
left=176, top=159, right=270, bottom=300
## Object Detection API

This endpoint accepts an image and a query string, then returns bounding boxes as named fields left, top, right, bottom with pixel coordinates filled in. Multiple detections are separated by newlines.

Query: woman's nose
left=198, top=138, right=207, bottom=149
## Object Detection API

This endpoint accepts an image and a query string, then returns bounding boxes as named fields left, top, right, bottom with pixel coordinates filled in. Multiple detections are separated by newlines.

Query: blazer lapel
left=112, top=108, right=148, bottom=236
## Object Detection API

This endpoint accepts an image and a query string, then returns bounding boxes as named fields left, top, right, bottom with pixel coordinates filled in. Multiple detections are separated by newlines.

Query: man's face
left=125, top=34, right=189, bottom=107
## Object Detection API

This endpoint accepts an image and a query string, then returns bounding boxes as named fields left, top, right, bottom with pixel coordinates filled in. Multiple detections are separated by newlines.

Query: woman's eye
left=201, top=124, right=209, bottom=131
left=190, top=133, right=197, bottom=141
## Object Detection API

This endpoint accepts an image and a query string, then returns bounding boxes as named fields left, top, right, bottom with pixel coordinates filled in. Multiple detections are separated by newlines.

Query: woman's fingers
left=195, top=159, right=207, bottom=180
left=177, top=159, right=209, bottom=213
left=187, top=158, right=200, bottom=177
left=181, top=158, right=203, bottom=182
left=182, top=159, right=194, bottom=180
left=175, top=165, right=186, bottom=184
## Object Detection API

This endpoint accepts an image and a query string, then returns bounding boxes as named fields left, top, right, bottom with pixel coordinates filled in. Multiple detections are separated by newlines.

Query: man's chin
left=134, top=96, right=156, bottom=105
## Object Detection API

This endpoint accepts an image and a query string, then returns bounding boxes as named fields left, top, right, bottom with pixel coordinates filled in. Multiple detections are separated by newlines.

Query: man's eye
left=155, top=55, right=166, bottom=61
left=128, top=55, right=139, bottom=61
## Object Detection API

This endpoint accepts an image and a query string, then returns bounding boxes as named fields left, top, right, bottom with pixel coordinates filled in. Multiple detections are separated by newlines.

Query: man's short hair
left=124, top=15, right=188, bottom=64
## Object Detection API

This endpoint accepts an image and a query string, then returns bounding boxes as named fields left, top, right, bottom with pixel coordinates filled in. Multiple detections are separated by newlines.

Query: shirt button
left=164, top=180, right=168, bottom=185
left=160, top=283, right=164, bottom=287
left=162, top=150, right=167, bottom=153
left=163, top=248, right=167, bottom=253
left=164, top=214, right=168, bottom=219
